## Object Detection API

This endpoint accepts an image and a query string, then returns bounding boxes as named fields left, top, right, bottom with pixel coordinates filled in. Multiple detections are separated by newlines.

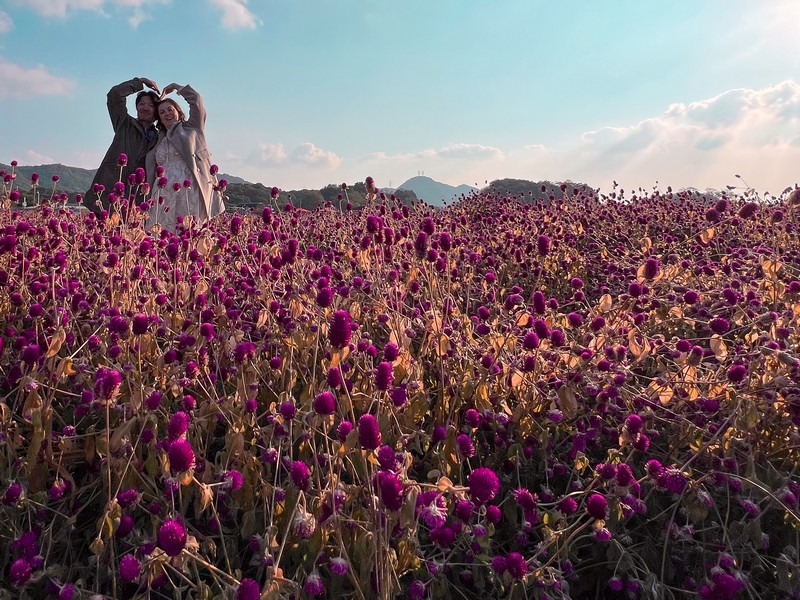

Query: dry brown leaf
left=46, top=328, right=67, bottom=358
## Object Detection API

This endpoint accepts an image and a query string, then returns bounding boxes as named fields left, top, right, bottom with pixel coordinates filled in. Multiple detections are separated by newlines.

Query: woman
left=146, top=83, right=225, bottom=230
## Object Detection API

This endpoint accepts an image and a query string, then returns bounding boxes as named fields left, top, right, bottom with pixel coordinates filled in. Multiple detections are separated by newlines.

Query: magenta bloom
left=237, top=578, right=261, bottom=600
left=313, top=391, right=336, bottom=415
left=329, top=310, right=352, bottom=348
left=468, top=467, right=500, bottom=505
left=558, top=496, right=578, bottom=515
left=94, top=368, right=123, bottom=400
left=643, top=257, right=660, bottom=279
left=727, top=364, right=748, bottom=383
left=118, top=554, right=141, bottom=583
left=738, top=202, right=758, bottom=219
left=358, top=414, right=381, bottom=450
left=374, top=471, right=404, bottom=511
left=157, top=518, right=187, bottom=557
left=505, top=551, right=528, bottom=579
left=168, top=439, right=195, bottom=473
left=290, top=460, right=311, bottom=491
left=9, top=557, right=32, bottom=587
left=374, top=361, right=394, bottom=391
left=586, top=493, right=608, bottom=519
left=168, top=411, right=191, bottom=440
left=131, top=313, right=150, bottom=335
left=118, top=153, right=128, bottom=167
left=536, top=234, right=550, bottom=256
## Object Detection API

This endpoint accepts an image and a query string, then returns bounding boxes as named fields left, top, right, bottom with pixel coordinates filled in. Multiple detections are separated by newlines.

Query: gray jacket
left=85, top=78, right=159, bottom=213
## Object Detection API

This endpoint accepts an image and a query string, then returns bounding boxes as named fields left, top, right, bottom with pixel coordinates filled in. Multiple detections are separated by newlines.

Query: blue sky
left=1, top=0, right=799, bottom=194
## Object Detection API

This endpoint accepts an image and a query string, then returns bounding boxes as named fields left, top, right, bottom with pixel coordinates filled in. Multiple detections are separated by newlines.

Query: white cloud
left=21, top=149, right=55, bottom=164
left=10, top=0, right=169, bottom=26
left=0, top=9, right=13, bottom=33
left=569, top=81, right=800, bottom=191
left=0, top=59, right=76, bottom=98
left=208, top=0, right=259, bottom=30
left=291, top=143, right=341, bottom=168
left=370, top=142, right=504, bottom=162
left=252, top=143, right=288, bottom=166
left=358, top=81, right=800, bottom=194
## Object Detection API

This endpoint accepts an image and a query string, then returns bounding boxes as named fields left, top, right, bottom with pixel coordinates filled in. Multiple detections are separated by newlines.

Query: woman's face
left=158, top=102, right=181, bottom=129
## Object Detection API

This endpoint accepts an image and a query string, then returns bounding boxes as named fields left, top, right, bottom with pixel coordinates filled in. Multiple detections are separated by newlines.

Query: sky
left=1, top=0, right=800, bottom=194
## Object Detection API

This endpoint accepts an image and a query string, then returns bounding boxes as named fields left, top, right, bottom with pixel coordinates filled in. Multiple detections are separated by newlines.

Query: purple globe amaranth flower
left=21, top=344, right=42, bottom=366
left=358, top=414, right=381, bottom=450
left=118, top=554, right=141, bottom=583
left=337, top=420, right=353, bottom=442
left=330, top=556, right=349, bottom=576
left=532, top=290, right=546, bottom=314
left=131, top=313, right=150, bottom=335
left=374, top=471, right=404, bottom=511
left=329, top=310, right=352, bottom=348
left=456, top=433, right=476, bottom=458
left=168, top=411, right=191, bottom=440
left=625, top=413, right=644, bottom=434
left=375, top=361, right=394, bottom=391
left=468, top=467, right=500, bottom=505
left=536, top=234, right=550, bottom=256
left=738, top=202, right=758, bottom=219
left=556, top=493, right=578, bottom=514
left=377, top=444, right=400, bottom=471
left=290, top=460, right=311, bottom=491
left=383, top=342, right=400, bottom=361
left=303, top=572, right=325, bottom=597
left=566, top=312, right=583, bottom=327
left=491, top=555, right=507, bottom=575
left=505, top=551, right=529, bottom=579
left=237, top=579, right=261, bottom=600
left=233, top=341, right=257, bottom=363
left=313, top=391, right=336, bottom=415
left=327, top=367, right=342, bottom=388
left=643, top=257, right=660, bottom=280
left=316, top=287, right=334, bottom=308
left=389, top=385, right=407, bottom=408
left=709, top=317, right=730, bottom=335
left=236, top=578, right=261, bottom=600
left=168, top=439, right=195, bottom=473
left=658, top=467, right=687, bottom=494
left=727, top=364, right=748, bottom=383
left=522, top=331, right=539, bottom=350
left=9, top=557, right=32, bottom=587
left=586, top=493, right=608, bottom=519
left=94, top=368, right=123, bottom=400
left=157, top=518, right=187, bottom=557
left=222, top=470, right=244, bottom=492
left=3, top=482, right=22, bottom=505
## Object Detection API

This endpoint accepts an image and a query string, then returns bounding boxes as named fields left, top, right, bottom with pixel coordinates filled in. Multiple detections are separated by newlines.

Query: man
left=84, top=77, right=160, bottom=214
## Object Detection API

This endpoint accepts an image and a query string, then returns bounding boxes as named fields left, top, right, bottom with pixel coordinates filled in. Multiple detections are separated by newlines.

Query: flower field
left=1, top=173, right=800, bottom=599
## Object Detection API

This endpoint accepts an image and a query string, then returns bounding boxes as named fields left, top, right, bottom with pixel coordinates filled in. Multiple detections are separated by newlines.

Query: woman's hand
left=160, top=83, right=184, bottom=99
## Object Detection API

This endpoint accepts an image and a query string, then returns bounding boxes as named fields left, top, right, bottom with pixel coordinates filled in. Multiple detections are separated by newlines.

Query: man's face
left=136, top=96, right=156, bottom=124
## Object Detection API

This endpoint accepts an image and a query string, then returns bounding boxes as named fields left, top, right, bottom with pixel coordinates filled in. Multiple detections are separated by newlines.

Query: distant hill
left=0, top=162, right=96, bottom=194
left=484, top=178, right=598, bottom=203
left=397, top=176, right=478, bottom=207
left=0, top=162, right=249, bottom=194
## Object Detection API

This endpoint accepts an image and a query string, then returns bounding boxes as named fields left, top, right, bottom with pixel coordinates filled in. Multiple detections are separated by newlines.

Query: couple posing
left=85, top=77, right=225, bottom=231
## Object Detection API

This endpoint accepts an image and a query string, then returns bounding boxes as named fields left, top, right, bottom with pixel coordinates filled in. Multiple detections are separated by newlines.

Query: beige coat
left=146, top=85, right=225, bottom=222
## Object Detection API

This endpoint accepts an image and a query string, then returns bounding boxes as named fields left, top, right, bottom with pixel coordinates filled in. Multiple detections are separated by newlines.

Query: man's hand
left=140, top=77, right=160, bottom=94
